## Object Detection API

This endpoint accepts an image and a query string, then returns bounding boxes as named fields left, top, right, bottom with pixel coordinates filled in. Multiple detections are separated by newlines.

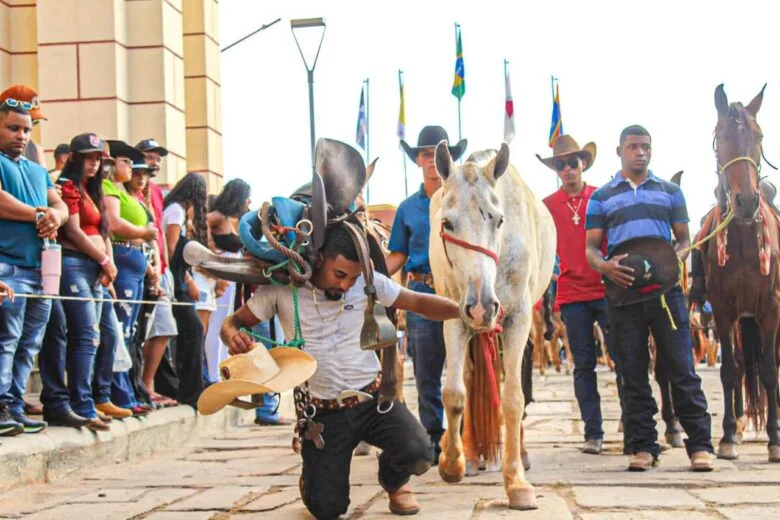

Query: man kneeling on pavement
left=219, top=222, right=461, bottom=518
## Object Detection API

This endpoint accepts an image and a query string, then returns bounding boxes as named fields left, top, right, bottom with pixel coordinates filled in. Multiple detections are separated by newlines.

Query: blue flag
left=356, top=87, right=367, bottom=150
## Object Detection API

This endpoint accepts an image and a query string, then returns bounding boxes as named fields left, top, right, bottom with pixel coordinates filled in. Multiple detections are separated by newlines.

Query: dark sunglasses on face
left=555, top=157, right=580, bottom=171
left=2, top=98, right=34, bottom=110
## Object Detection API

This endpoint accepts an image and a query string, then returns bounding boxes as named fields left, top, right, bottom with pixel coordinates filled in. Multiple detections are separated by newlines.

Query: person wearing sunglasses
left=537, top=135, right=624, bottom=456
left=0, top=86, right=47, bottom=169
left=0, top=100, right=69, bottom=435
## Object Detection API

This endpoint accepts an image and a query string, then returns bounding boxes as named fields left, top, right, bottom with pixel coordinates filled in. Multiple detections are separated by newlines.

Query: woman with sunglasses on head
left=38, top=134, right=118, bottom=431
left=161, top=172, right=209, bottom=408
left=103, top=140, right=159, bottom=416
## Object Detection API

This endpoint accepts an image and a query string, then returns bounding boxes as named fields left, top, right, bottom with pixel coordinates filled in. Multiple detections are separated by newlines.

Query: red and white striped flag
left=504, top=66, right=515, bottom=144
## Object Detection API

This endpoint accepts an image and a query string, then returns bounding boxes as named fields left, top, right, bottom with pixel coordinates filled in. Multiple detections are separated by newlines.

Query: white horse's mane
left=466, top=149, right=498, bottom=166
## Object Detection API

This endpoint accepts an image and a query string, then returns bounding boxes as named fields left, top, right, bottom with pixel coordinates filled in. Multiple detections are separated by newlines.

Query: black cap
left=69, top=133, right=105, bottom=154
left=107, top=139, right=146, bottom=166
left=135, top=138, right=168, bottom=157
left=54, top=143, right=69, bottom=157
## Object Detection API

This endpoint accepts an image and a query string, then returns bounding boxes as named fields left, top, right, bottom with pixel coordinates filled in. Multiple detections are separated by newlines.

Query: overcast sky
left=220, top=0, right=780, bottom=227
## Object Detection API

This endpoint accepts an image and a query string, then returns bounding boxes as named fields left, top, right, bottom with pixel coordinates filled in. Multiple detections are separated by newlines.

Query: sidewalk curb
left=0, top=390, right=294, bottom=492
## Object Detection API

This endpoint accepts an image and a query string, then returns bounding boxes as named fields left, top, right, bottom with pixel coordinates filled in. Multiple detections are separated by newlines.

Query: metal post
left=291, top=18, right=326, bottom=175
left=307, top=70, right=316, bottom=174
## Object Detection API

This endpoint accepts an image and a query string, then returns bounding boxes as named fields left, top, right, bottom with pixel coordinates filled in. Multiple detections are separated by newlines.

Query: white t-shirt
left=247, top=272, right=402, bottom=399
left=162, top=202, right=186, bottom=235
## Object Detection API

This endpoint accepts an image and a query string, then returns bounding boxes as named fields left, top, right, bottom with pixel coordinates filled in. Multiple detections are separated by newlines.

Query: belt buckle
left=336, top=390, right=374, bottom=408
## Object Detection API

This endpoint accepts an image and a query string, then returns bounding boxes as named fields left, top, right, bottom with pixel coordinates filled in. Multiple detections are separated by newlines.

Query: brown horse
left=700, top=83, right=780, bottom=462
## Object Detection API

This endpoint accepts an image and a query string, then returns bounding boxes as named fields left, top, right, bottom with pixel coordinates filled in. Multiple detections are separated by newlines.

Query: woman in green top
left=103, top=140, right=158, bottom=415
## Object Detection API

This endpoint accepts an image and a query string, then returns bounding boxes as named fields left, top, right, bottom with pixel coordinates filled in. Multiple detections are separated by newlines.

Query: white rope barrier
left=0, top=292, right=231, bottom=308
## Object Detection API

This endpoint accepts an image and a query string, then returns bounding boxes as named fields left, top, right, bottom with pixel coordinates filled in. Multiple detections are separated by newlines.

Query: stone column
left=183, top=0, right=223, bottom=193
left=36, top=0, right=187, bottom=187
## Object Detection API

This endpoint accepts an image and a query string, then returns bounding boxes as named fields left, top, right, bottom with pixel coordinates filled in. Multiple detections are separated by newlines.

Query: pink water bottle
left=38, top=213, right=62, bottom=296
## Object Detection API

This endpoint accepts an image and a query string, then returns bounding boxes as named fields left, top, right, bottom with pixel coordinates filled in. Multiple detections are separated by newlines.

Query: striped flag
left=356, top=86, right=367, bottom=150
left=451, top=25, right=465, bottom=99
left=548, top=83, right=563, bottom=148
left=504, top=65, right=515, bottom=143
left=397, top=70, right=406, bottom=140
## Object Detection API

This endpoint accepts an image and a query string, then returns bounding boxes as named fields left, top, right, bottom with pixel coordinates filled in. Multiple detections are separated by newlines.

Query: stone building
left=0, top=0, right=223, bottom=192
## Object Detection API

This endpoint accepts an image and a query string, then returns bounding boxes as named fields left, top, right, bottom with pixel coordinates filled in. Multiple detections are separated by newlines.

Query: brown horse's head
left=714, top=83, right=766, bottom=222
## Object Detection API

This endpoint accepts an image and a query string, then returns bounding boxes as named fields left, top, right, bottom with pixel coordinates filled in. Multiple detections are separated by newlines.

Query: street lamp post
left=291, top=17, right=326, bottom=174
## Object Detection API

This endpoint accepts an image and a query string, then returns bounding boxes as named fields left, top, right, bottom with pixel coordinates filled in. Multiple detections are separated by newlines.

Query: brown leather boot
left=628, top=451, right=658, bottom=471
left=96, top=402, right=132, bottom=419
left=388, top=484, right=420, bottom=515
left=690, top=451, right=715, bottom=472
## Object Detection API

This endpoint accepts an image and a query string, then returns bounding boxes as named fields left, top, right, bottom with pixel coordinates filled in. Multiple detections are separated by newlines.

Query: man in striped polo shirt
left=584, top=125, right=714, bottom=472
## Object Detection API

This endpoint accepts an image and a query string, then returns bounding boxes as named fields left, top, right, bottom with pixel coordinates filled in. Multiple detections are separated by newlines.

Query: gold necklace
left=311, top=288, right=344, bottom=321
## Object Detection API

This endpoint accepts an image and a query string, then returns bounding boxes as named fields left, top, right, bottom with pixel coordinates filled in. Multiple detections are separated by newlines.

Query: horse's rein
left=439, top=222, right=500, bottom=267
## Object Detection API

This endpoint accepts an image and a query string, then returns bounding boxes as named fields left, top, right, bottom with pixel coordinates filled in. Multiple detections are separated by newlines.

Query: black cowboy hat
left=603, top=236, right=680, bottom=307
left=401, top=125, right=467, bottom=162
left=107, top=140, right=146, bottom=166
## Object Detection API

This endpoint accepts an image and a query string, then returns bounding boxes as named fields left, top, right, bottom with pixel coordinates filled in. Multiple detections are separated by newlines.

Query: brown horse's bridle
left=718, top=155, right=762, bottom=221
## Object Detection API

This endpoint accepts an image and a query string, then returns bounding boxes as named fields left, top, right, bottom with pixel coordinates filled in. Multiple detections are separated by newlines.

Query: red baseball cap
left=0, top=84, right=46, bottom=121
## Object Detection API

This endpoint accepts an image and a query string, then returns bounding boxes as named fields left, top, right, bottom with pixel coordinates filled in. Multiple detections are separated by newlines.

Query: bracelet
left=99, top=256, right=111, bottom=266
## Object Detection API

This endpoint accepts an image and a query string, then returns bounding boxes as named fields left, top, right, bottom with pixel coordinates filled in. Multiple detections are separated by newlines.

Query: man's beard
left=324, top=290, right=343, bottom=301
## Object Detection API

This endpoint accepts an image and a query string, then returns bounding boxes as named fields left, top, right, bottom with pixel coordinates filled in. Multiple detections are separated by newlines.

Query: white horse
left=429, top=141, right=556, bottom=510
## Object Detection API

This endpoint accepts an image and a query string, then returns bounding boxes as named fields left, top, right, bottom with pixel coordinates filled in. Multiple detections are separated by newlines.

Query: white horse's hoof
left=438, top=453, right=466, bottom=483
left=465, top=459, right=480, bottom=476
left=508, top=487, right=538, bottom=510
left=665, top=432, right=685, bottom=448
left=717, top=442, right=739, bottom=460
left=769, top=445, right=780, bottom=463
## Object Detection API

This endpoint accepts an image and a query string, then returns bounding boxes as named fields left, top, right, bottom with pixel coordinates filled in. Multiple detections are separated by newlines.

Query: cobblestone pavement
left=2, top=364, right=780, bottom=519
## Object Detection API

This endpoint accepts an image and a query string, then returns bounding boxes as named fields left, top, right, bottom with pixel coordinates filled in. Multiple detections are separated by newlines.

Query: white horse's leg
left=502, top=307, right=538, bottom=510
left=438, top=319, right=470, bottom=483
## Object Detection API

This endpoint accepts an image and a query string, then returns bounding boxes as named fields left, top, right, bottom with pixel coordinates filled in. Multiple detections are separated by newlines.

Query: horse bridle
left=439, top=222, right=500, bottom=267
left=717, top=155, right=762, bottom=221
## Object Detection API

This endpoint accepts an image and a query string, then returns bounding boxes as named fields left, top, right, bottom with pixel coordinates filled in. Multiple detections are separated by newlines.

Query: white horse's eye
left=442, top=219, right=454, bottom=231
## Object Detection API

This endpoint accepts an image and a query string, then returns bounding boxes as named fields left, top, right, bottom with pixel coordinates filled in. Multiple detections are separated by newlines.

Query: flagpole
left=399, top=69, right=408, bottom=197
left=455, top=22, right=462, bottom=143
left=364, top=77, right=371, bottom=204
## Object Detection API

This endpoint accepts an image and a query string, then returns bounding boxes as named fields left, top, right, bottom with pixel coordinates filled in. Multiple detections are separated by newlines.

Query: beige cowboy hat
left=197, top=345, right=317, bottom=415
left=536, top=135, right=597, bottom=172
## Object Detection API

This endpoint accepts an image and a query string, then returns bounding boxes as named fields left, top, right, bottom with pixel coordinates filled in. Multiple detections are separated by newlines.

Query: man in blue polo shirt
left=0, top=102, right=68, bottom=436
left=584, top=125, right=714, bottom=472
left=386, top=125, right=467, bottom=463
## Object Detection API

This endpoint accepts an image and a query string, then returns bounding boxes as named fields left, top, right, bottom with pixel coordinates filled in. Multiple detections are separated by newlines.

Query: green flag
left=451, top=26, right=465, bottom=99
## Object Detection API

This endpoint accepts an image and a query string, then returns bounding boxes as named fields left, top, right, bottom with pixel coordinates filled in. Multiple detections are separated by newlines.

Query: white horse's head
left=435, top=140, right=509, bottom=331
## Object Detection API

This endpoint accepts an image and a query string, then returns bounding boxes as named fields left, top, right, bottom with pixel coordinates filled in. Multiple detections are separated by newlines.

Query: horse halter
left=439, top=222, right=500, bottom=267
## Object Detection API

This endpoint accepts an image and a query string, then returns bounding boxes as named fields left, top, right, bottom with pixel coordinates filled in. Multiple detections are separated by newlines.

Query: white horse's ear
left=486, top=142, right=510, bottom=182
left=365, top=157, right=379, bottom=183
left=435, top=140, right=452, bottom=180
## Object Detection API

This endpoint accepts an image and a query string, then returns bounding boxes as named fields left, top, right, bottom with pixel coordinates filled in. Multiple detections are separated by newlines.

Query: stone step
left=0, top=390, right=295, bottom=493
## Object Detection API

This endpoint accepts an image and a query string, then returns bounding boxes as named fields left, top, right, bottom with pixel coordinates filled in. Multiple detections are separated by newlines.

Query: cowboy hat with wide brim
left=536, top=135, right=597, bottom=172
left=401, top=125, right=467, bottom=162
left=197, top=345, right=317, bottom=415
left=603, top=236, right=680, bottom=307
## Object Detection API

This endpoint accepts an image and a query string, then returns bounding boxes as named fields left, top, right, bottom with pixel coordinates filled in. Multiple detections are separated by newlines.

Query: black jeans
left=301, top=399, right=431, bottom=520
left=171, top=293, right=204, bottom=408
left=561, top=298, right=623, bottom=441
left=608, top=287, right=713, bottom=457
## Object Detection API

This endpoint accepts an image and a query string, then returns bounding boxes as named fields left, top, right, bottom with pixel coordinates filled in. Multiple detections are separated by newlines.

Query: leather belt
left=309, top=375, right=381, bottom=411
left=408, top=272, right=434, bottom=289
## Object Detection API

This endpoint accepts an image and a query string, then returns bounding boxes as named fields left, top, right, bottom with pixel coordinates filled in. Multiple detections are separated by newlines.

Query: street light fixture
left=290, top=17, right=326, bottom=174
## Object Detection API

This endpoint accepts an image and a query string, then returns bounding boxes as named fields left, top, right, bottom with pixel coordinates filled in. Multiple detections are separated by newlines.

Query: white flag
left=504, top=69, right=515, bottom=143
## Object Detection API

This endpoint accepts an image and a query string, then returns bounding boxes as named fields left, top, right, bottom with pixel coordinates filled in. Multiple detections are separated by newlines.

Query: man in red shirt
left=538, top=135, right=623, bottom=455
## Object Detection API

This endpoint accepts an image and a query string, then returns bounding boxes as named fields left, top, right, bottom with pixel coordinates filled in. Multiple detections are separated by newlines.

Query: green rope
left=240, top=243, right=307, bottom=349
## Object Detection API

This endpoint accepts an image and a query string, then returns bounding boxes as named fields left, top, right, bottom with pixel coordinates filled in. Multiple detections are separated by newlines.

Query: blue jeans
left=111, top=245, right=147, bottom=408
left=560, top=298, right=619, bottom=441
left=253, top=321, right=280, bottom=422
left=94, top=287, right=119, bottom=405
left=40, top=299, right=69, bottom=414
left=608, top=287, right=713, bottom=457
left=0, top=263, right=52, bottom=415
left=406, top=280, right=446, bottom=450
